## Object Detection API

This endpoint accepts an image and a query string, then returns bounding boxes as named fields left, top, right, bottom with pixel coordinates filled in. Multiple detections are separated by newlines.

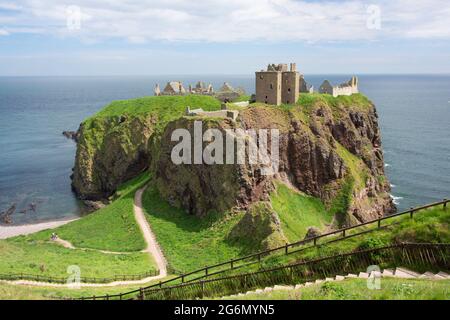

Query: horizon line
left=1, top=73, right=450, bottom=77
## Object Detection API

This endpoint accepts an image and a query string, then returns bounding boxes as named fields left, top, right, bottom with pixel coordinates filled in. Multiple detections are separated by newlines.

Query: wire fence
left=0, top=269, right=159, bottom=284
left=1, top=198, right=447, bottom=291
left=82, top=198, right=449, bottom=295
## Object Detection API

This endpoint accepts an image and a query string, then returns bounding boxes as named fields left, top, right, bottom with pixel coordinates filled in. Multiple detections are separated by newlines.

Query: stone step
left=325, top=277, right=334, bottom=282
left=358, top=272, right=369, bottom=279
left=382, top=269, right=394, bottom=277
left=254, top=289, right=264, bottom=294
left=346, top=273, right=357, bottom=278
left=264, top=287, right=273, bottom=292
left=394, top=267, right=420, bottom=278
left=304, top=282, right=313, bottom=287
left=436, top=272, right=450, bottom=279
left=335, top=275, right=345, bottom=281
left=419, top=272, right=438, bottom=279
left=273, top=285, right=293, bottom=291
left=294, top=284, right=303, bottom=290
left=315, top=279, right=323, bottom=284
left=369, top=271, right=382, bottom=278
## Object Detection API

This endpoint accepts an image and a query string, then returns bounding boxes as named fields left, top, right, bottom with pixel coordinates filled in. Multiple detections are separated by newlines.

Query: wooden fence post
left=285, top=243, right=288, bottom=255
left=342, top=229, right=346, bottom=238
left=231, top=260, right=234, bottom=269
left=205, top=266, right=208, bottom=276
left=200, top=280, right=204, bottom=299
left=378, top=219, right=381, bottom=228
left=444, top=199, right=447, bottom=210
left=410, top=207, right=414, bottom=219
left=313, top=238, right=317, bottom=246
left=181, top=275, right=184, bottom=283
left=139, top=288, right=144, bottom=300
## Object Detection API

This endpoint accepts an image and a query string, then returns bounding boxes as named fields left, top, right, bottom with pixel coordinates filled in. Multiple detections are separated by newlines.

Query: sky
left=1, top=0, right=450, bottom=76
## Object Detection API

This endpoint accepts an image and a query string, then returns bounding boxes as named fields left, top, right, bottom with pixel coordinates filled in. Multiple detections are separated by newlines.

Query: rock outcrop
left=154, top=96, right=395, bottom=225
left=71, top=114, right=156, bottom=200
left=227, top=202, right=288, bottom=251
left=72, top=94, right=395, bottom=229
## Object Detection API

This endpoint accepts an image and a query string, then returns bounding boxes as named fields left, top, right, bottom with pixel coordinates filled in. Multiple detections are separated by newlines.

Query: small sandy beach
left=0, top=218, right=79, bottom=239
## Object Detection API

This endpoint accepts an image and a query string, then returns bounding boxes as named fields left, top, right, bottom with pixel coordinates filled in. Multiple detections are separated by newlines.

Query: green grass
left=0, top=276, right=174, bottom=300
left=297, top=93, right=372, bottom=110
left=31, top=172, right=151, bottom=252
left=142, top=185, right=254, bottom=273
left=92, top=95, right=221, bottom=118
left=0, top=239, right=153, bottom=279
left=79, top=95, right=222, bottom=155
left=227, top=278, right=450, bottom=300
left=270, top=183, right=334, bottom=241
left=261, top=206, right=450, bottom=268
left=0, top=172, right=157, bottom=279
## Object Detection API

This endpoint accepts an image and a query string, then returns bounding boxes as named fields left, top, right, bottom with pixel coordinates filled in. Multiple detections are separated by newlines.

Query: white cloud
left=0, top=29, right=9, bottom=36
left=1, top=0, right=450, bottom=42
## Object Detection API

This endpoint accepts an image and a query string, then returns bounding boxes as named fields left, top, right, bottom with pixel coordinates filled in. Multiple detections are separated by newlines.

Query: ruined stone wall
left=332, top=86, right=358, bottom=97
left=255, top=71, right=281, bottom=105
left=281, top=72, right=299, bottom=104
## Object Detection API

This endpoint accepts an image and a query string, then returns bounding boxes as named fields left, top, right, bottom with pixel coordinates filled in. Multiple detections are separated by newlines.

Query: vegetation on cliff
left=72, top=95, right=221, bottom=199
left=69, top=92, right=395, bottom=267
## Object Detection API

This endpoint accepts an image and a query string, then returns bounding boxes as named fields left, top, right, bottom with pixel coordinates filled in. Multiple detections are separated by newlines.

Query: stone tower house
left=255, top=63, right=300, bottom=106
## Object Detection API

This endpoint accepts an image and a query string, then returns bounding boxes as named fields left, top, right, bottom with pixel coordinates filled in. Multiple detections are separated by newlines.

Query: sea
left=0, top=75, right=449, bottom=225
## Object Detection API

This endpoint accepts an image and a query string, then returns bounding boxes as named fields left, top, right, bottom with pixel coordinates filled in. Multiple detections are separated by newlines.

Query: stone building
left=154, top=81, right=187, bottom=96
left=215, top=82, right=241, bottom=102
left=188, top=81, right=214, bottom=95
left=319, top=76, right=359, bottom=97
left=255, top=63, right=301, bottom=106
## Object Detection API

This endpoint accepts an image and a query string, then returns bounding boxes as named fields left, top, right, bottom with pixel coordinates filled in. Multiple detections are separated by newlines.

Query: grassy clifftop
left=72, top=95, right=222, bottom=200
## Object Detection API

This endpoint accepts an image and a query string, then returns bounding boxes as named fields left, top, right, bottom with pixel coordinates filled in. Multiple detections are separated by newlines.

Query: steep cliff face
left=154, top=94, right=395, bottom=225
left=72, top=114, right=156, bottom=200
left=73, top=94, right=394, bottom=232
left=71, top=95, right=222, bottom=200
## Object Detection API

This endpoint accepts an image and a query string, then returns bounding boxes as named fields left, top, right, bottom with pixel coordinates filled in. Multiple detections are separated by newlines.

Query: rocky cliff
left=154, top=94, right=395, bottom=227
left=72, top=94, right=395, bottom=245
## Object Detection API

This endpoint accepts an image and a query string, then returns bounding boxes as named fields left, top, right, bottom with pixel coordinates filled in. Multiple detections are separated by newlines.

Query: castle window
left=288, top=88, right=291, bottom=93
left=270, top=83, right=273, bottom=90
left=260, top=75, right=264, bottom=80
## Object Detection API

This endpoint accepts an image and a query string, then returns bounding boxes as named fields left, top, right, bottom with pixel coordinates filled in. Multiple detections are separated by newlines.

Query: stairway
left=220, top=268, right=450, bottom=299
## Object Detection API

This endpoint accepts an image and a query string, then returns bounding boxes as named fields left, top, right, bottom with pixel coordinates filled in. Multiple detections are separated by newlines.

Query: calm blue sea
left=0, top=75, right=449, bottom=225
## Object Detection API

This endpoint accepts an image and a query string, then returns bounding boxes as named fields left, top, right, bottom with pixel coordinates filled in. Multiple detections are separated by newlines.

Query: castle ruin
left=319, top=77, right=359, bottom=97
left=255, top=63, right=313, bottom=106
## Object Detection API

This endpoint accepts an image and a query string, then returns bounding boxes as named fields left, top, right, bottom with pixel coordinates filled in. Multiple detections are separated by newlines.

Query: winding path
left=4, top=185, right=168, bottom=288
left=133, top=186, right=167, bottom=278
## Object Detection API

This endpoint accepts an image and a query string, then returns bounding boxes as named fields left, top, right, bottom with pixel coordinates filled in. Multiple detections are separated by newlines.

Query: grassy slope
left=50, top=173, right=150, bottom=252
left=0, top=173, right=157, bottom=278
left=227, top=278, right=450, bottom=300
left=261, top=206, right=450, bottom=268
left=142, top=185, right=252, bottom=273
left=84, top=95, right=221, bottom=140
left=270, top=182, right=334, bottom=241
left=0, top=276, right=174, bottom=300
